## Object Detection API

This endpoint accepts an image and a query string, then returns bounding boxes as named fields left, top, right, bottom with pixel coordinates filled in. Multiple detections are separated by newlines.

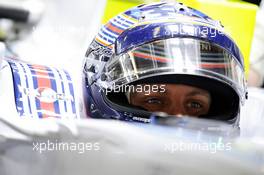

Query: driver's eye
left=186, top=101, right=203, bottom=109
left=145, top=98, right=162, bottom=105
left=185, top=100, right=206, bottom=116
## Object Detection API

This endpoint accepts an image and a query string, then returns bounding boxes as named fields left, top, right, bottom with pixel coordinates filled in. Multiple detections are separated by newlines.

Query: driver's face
left=130, top=84, right=211, bottom=117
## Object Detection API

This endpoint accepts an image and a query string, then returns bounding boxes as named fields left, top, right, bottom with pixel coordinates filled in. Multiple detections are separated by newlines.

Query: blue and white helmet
left=83, top=2, right=247, bottom=127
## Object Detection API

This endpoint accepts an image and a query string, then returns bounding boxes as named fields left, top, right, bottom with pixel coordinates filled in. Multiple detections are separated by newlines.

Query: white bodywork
left=0, top=117, right=263, bottom=175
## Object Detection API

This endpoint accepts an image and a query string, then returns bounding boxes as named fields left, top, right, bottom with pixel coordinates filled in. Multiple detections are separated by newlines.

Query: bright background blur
left=10, top=0, right=106, bottom=83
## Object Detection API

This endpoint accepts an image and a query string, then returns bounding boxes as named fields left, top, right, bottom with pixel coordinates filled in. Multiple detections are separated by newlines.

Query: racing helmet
left=83, top=2, right=247, bottom=127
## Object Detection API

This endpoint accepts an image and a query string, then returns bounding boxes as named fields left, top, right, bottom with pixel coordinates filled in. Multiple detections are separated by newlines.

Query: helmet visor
left=105, top=38, right=245, bottom=96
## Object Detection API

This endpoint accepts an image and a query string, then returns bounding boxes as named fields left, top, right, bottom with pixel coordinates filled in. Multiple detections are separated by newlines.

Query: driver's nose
left=166, top=100, right=186, bottom=116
